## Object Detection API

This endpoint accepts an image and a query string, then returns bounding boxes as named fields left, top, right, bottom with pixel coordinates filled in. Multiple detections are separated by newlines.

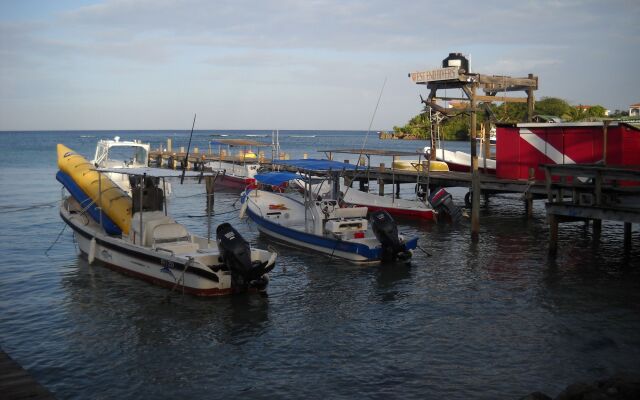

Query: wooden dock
left=542, top=164, right=640, bottom=254
left=0, top=349, right=55, bottom=400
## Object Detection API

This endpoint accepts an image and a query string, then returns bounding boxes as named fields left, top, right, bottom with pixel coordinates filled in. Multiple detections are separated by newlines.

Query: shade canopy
left=273, top=159, right=358, bottom=172
left=254, top=172, right=303, bottom=186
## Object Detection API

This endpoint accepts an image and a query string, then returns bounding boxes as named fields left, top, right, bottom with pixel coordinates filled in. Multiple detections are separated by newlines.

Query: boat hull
left=244, top=193, right=418, bottom=264
left=59, top=198, right=275, bottom=296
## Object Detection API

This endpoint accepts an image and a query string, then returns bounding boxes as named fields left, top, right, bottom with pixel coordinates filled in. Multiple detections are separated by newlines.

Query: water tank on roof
left=442, top=53, right=469, bottom=73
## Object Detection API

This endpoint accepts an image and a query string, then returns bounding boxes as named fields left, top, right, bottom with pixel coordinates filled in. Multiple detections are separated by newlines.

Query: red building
left=496, top=122, right=640, bottom=181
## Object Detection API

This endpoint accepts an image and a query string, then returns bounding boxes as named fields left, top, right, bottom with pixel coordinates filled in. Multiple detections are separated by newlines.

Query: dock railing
left=541, top=163, right=640, bottom=254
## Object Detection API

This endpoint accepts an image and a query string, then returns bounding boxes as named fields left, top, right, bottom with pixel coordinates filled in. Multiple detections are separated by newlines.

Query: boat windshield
left=95, top=145, right=149, bottom=168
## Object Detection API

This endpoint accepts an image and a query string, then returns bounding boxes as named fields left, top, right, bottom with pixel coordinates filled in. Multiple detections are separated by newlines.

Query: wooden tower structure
left=409, top=53, right=538, bottom=241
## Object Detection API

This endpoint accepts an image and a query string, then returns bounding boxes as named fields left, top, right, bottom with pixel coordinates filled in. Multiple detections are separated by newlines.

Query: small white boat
left=302, top=177, right=437, bottom=220
left=423, top=146, right=496, bottom=174
left=91, top=136, right=174, bottom=196
left=57, top=144, right=276, bottom=296
left=206, top=139, right=273, bottom=189
left=241, top=160, right=419, bottom=264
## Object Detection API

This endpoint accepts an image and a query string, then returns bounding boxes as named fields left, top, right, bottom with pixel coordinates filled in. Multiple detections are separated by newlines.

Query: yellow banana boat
left=57, top=144, right=132, bottom=234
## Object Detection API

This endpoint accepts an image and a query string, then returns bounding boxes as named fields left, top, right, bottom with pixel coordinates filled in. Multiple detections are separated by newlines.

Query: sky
left=1, top=0, right=638, bottom=131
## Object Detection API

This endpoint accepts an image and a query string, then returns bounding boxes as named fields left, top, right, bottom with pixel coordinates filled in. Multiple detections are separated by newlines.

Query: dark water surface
left=0, top=130, right=639, bottom=399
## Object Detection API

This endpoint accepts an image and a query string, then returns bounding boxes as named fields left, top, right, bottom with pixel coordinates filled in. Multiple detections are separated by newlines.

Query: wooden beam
left=476, top=75, right=538, bottom=88
left=474, top=95, right=529, bottom=103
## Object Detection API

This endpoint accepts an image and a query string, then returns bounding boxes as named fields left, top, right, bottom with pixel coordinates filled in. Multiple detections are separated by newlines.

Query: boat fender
left=369, top=210, right=407, bottom=262
left=216, top=223, right=274, bottom=290
left=88, top=237, right=96, bottom=264
left=239, top=200, right=248, bottom=219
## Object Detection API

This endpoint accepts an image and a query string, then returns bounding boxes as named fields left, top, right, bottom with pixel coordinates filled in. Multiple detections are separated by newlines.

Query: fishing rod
left=180, top=114, right=197, bottom=184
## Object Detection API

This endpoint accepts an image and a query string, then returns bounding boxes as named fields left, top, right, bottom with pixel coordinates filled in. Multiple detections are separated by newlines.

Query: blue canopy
left=254, top=172, right=302, bottom=186
left=273, top=159, right=358, bottom=171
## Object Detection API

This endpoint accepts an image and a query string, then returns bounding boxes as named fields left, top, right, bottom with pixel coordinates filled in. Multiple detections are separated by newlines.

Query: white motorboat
left=302, top=177, right=437, bottom=220
left=92, top=136, right=173, bottom=196
left=241, top=160, right=419, bottom=264
left=423, top=146, right=496, bottom=174
left=57, top=144, right=276, bottom=296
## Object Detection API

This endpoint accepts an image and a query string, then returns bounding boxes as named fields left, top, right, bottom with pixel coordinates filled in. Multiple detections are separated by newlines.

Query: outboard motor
left=369, top=210, right=411, bottom=262
left=429, top=188, right=462, bottom=223
left=216, top=223, right=273, bottom=292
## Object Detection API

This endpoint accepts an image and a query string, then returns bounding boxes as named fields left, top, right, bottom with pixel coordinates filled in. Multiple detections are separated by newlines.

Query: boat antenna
left=180, top=113, right=197, bottom=185
left=360, top=76, right=387, bottom=152
left=343, top=77, right=386, bottom=198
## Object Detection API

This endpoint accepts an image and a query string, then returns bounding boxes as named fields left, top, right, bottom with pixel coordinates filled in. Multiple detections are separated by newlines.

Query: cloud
left=1, top=0, right=639, bottom=130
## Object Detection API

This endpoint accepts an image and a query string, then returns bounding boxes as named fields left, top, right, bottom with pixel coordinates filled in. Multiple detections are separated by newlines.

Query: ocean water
left=0, top=130, right=639, bottom=399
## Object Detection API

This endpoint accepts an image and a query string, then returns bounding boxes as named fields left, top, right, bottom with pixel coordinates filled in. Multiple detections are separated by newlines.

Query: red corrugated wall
left=496, top=123, right=640, bottom=181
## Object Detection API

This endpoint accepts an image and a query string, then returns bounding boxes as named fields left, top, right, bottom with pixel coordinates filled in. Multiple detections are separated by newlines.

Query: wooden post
left=470, top=83, right=480, bottom=241
left=378, top=161, right=385, bottom=196
left=603, top=121, right=609, bottom=166
left=205, top=175, right=215, bottom=243
left=593, top=219, right=602, bottom=241
left=483, top=120, right=491, bottom=165
left=526, top=167, right=535, bottom=218
left=549, top=214, right=558, bottom=255
left=526, top=74, right=535, bottom=122
left=396, top=182, right=401, bottom=199
left=167, top=138, right=172, bottom=152
left=624, top=222, right=632, bottom=251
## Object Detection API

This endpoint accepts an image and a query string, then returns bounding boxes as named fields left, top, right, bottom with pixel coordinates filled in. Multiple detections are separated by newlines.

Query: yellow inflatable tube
left=392, top=160, right=449, bottom=172
left=57, top=144, right=132, bottom=234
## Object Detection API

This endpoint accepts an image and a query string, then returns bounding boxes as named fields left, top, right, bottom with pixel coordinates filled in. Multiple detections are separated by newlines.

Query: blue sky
left=1, top=0, right=638, bottom=130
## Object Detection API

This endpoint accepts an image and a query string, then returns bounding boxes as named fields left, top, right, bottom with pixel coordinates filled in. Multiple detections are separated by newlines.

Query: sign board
left=409, top=67, right=459, bottom=83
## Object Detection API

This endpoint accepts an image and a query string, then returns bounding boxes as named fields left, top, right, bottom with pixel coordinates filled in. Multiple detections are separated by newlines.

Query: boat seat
left=328, top=207, right=368, bottom=219
left=152, top=223, right=199, bottom=254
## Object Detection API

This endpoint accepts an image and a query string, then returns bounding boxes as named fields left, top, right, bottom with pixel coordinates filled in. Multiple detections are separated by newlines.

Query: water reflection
left=60, top=257, right=272, bottom=351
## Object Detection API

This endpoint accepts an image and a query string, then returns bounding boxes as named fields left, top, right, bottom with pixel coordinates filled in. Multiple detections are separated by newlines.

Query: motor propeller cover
left=369, top=210, right=410, bottom=261
left=216, top=223, right=272, bottom=290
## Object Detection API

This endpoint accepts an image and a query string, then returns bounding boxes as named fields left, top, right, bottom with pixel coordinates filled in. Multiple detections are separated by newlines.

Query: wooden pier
left=0, top=349, right=55, bottom=400
left=148, top=138, right=283, bottom=170
left=542, top=164, right=640, bottom=254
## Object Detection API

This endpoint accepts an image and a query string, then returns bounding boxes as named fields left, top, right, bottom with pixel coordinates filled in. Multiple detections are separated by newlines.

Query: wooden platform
left=542, top=164, right=640, bottom=254
left=0, top=350, right=56, bottom=400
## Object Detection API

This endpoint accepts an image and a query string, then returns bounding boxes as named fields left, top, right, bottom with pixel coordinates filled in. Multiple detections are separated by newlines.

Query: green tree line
left=391, top=97, right=608, bottom=140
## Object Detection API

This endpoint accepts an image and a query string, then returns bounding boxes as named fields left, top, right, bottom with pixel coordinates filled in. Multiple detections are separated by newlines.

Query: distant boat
left=206, top=139, right=272, bottom=189
left=290, top=135, right=316, bottom=138
left=210, top=134, right=229, bottom=137
left=80, top=135, right=95, bottom=138
left=245, top=134, right=268, bottom=138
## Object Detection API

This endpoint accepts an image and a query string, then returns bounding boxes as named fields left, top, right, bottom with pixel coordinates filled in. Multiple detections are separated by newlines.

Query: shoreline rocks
left=520, top=374, right=640, bottom=400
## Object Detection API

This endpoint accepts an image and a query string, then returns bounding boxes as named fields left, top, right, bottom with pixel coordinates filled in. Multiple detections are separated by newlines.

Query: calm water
left=0, top=130, right=639, bottom=399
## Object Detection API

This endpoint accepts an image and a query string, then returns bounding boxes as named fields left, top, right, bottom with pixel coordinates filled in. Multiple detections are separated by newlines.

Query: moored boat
left=205, top=139, right=272, bottom=189
left=57, top=144, right=276, bottom=296
left=241, top=160, right=419, bottom=264
left=423, top=146, right=496, bottom=174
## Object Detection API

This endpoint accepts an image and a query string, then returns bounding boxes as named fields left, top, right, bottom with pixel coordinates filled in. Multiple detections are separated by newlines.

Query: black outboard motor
left=369, top=210, right=411, bottom=262
left=429, top=188, right=462, bottom=223
left=216, top=223, right=273, bottom=292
